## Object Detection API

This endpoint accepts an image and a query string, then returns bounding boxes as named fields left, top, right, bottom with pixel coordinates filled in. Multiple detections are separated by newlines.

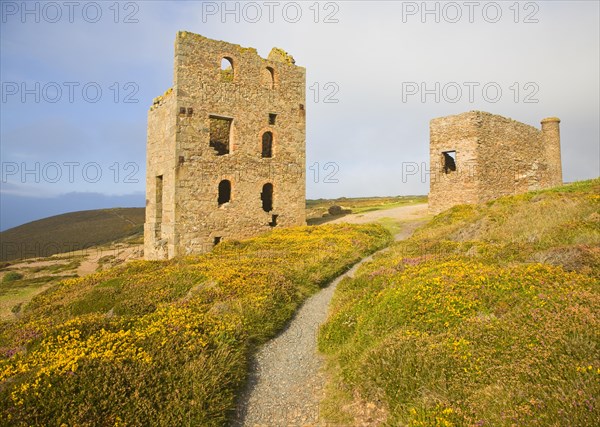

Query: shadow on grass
left=306, top=213, right=350, bottom=226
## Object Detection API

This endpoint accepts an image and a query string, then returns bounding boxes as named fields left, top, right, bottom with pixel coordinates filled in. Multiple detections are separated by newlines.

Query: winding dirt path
left=329, top=203, right=428, bottom=226
left=233, top=218, right=425, bottom=426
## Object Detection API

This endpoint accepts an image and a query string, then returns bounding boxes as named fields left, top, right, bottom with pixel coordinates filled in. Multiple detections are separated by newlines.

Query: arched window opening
left=220, top=57, right=234, bottom=82
left=218, top=180, right=231, bottom=206
left=266, top=66, right=275, bottom=89
left=261, top=183, right=273, bottom=212
left=261, top=131, right=273, bottom=158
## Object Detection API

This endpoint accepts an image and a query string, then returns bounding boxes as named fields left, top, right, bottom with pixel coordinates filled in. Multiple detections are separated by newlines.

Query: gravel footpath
left=233, top=221, right=423, bottom=426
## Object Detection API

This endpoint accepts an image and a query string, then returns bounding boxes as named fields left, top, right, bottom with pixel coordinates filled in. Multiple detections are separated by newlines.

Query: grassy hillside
left=319, top=179, right=600, bottom=426
left=0, top=196, right=422, bottom=323
left=0, top=208, right=145, bottom=262
left=0, top=196, right=425, bottom=262
left=0, top=224, right=391, bottom=426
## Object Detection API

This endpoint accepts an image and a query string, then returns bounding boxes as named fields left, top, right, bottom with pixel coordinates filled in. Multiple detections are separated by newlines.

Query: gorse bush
left=319, top=179, right=600, bottom=426
left=0, top=223, right=392, bottom=426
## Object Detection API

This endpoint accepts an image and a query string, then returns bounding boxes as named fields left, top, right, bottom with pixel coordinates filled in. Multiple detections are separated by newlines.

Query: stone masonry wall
left=145, top=32, right=306, bottom=259
left=144, top=90, right=177, bottom=259
left=476, top=112, right=547, bottom=202
left=429, top=112, right=480, bottom=214
left=429, top=111, right=562, bottom=214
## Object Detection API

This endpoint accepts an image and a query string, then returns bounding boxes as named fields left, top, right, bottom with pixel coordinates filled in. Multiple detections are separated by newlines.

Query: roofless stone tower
left=429, top=111, right=562, bottom=214
left=144, top=32, right=306, bottom=260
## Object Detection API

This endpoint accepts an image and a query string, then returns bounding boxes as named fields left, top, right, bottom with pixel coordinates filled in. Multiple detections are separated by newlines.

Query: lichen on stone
left=268, top=47, right=295, bottom=65
left=150, top=87, right=173, bottom=110
left=240, top=46, right=258, bottom=55
left=541, top=117, right=560, bottom=123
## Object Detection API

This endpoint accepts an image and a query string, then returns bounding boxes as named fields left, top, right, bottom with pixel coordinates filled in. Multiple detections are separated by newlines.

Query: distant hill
left=0, top=190, right=146, bottom=231
left=0, top=196, right=427, bottom=262
left=0, top=208, right=145, bottom=261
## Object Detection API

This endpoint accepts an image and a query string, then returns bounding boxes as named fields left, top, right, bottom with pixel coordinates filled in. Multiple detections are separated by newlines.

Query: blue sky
left=1, top=1, right=599, bottom=230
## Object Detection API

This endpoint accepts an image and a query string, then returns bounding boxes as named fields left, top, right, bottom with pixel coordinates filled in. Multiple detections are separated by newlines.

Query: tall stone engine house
left=144, top=32, right=306, bottom=260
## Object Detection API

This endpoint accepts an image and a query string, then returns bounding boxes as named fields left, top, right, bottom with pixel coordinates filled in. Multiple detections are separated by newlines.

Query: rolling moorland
left=0, top=196, right=424, bottom=262
left=0, top=196, right=420, bottom=322
left=0, top=182, right=597, bottom=425
left=0, top=222, right=391, bottom=425
left=319, top=178, right=600, bottom=426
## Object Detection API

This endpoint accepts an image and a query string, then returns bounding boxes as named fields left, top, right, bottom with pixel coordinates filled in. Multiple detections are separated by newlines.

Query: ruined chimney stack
left=540, top=117, right=562, bottom=187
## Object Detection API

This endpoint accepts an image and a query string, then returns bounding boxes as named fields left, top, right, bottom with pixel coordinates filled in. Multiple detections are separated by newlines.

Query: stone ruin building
left=429, top=111, right=562, bottom=213
left=144, top=32, right=306, bottom=260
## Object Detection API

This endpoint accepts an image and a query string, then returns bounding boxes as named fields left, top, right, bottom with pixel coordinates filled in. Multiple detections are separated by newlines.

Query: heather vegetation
left=319, top=179, right=600, bottom=426
left=0, top=224, right=391, bottom=425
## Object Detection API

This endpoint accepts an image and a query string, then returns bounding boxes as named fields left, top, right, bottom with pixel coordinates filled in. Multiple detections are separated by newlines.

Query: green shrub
left=2, top=272, right=23, bottom=283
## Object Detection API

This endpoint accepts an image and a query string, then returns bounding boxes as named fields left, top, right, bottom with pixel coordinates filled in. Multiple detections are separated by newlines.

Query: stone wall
left=144, top=89, right=177, bottom=259
left=145, top=32, right=306, bottom=259
left=429, top=111, right=562, bottom=214
left=429, top=112, right=480, bottom=213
